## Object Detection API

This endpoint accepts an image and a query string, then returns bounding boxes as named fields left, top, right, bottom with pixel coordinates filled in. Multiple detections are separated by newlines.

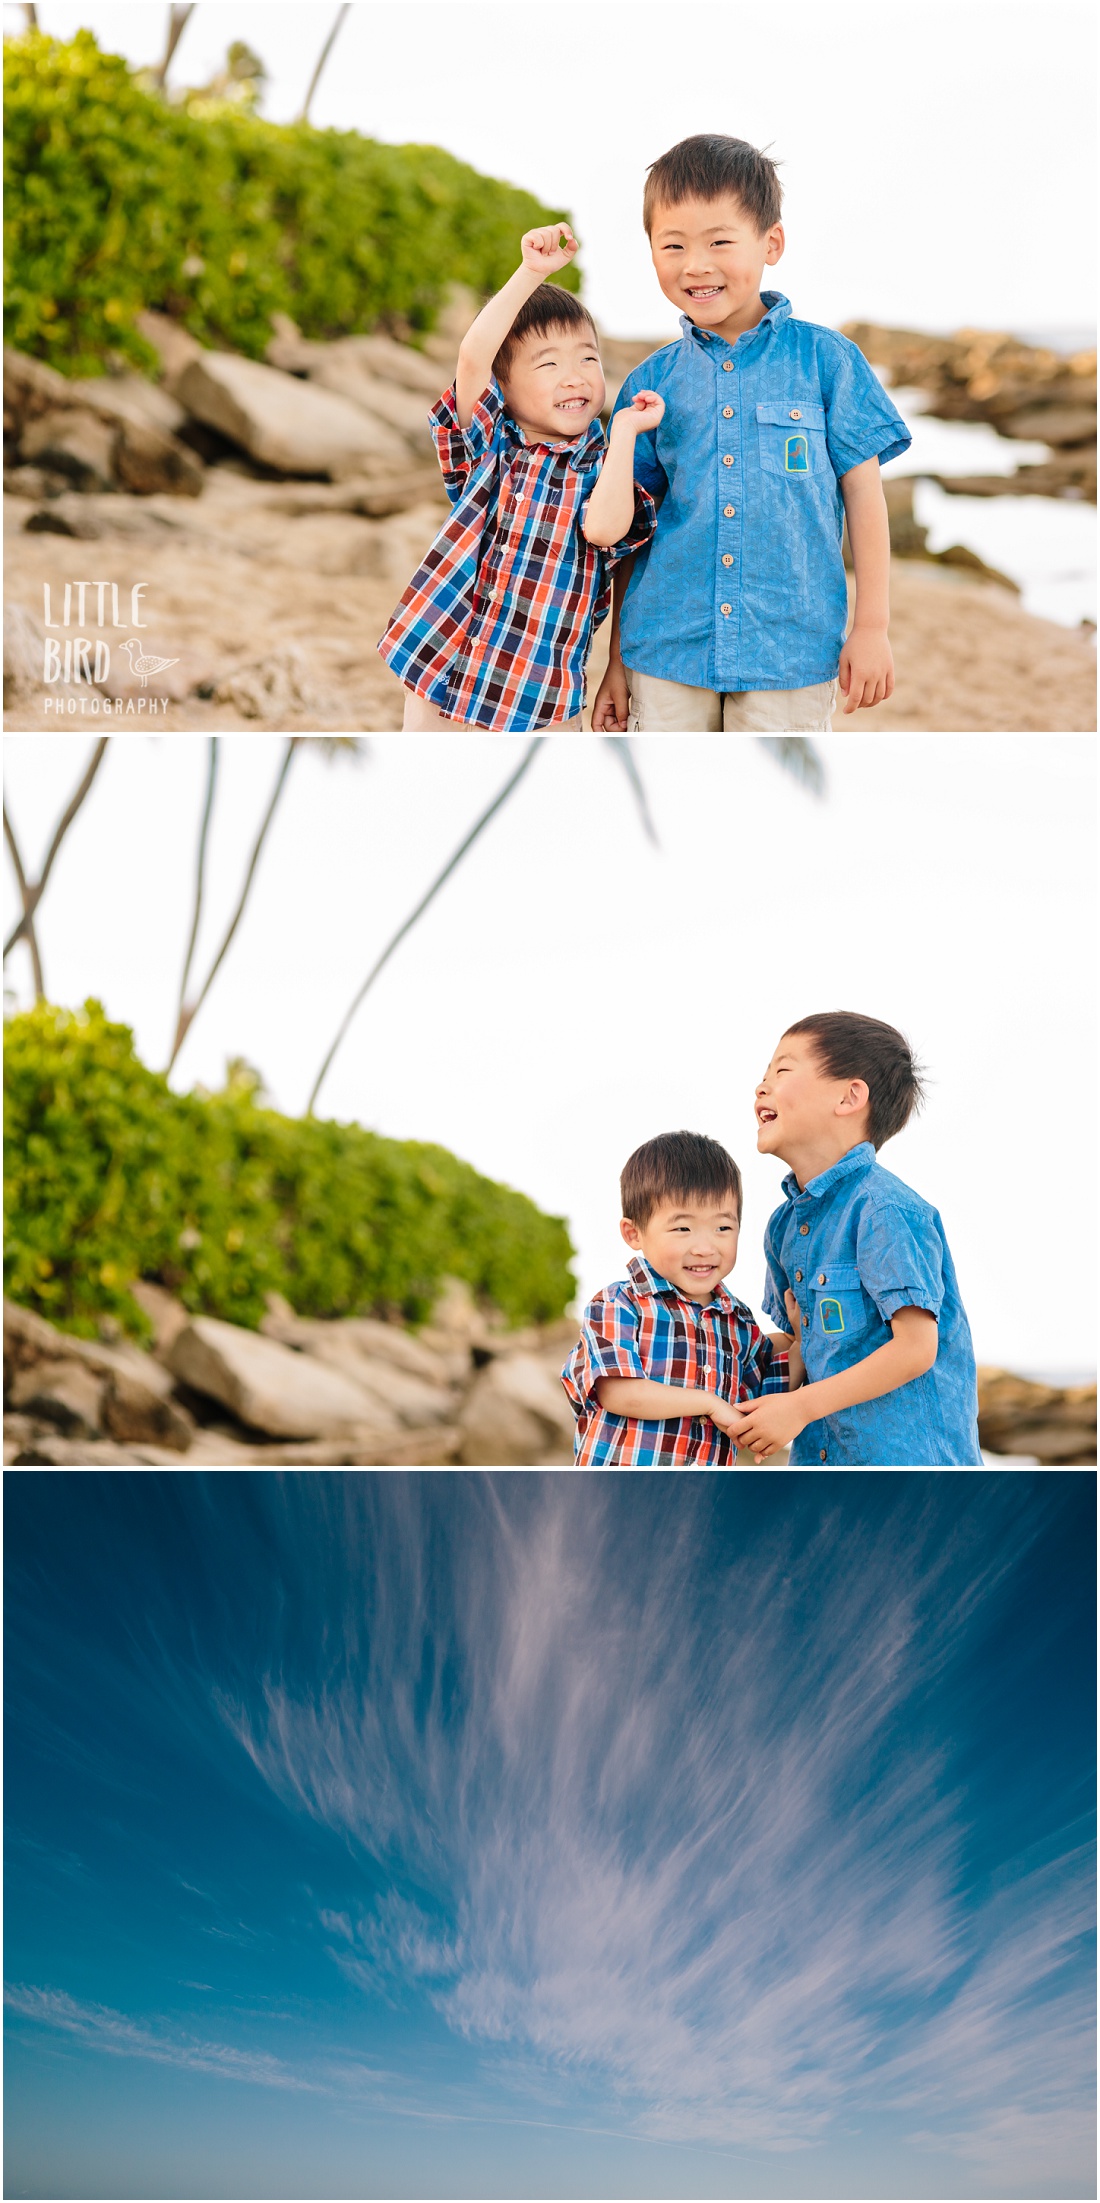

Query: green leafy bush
left=4, top=29, right=580, bottom=376
left=4, top=1001, right=575, bottom=1337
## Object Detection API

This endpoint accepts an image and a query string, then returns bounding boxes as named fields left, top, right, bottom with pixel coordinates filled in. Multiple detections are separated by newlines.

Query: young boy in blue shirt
left=735, top=1012, right=982, bottom=1466
left=592, top=134, right=913, bottom=734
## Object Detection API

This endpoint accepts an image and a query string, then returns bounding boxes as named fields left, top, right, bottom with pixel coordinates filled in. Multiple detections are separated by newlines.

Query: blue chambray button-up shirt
left=609, top=293, right=911, bottom=691
left=762, top=1143, right=982, bottom=1466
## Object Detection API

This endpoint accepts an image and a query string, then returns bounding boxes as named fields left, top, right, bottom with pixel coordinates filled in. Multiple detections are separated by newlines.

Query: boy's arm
left=730, top=1305, right=938, bottom=1461
left=455, top=225, right=578, bottom=429
left=583, top=393, right=664, bottom=547
left=594, top=1375, right=730, bottom=1422
left=590, top=559, right=634, bottom=732
left=838, top=456, right=894, bottom=714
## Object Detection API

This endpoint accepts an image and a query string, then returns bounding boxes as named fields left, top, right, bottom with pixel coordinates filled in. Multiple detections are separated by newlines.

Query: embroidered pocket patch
left=819, top=1297, right=845, bottom=1333
left=785, top=434, right=809, bottom=473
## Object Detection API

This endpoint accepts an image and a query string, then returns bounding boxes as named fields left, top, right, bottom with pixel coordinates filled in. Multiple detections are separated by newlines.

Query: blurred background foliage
left=4, top=998, right=577, bottom=1337
left=3, top=27, right=579, bottom=376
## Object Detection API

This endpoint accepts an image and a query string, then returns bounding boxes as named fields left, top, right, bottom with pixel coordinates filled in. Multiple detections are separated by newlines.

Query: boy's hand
left=591, top=656, right=630, bottom=732
left=612, top=389, right=665, bottom=435
left=838, top=625, right=894, bottom=714
left=706, top=1397, right=750, bottom=1440
left=520, top=225, right=579, bottom=277
left=730, top=1392, right=809, bottom=1462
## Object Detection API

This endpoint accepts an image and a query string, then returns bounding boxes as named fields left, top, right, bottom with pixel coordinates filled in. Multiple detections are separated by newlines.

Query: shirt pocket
left=806, top=1262, right=869, bottom=1341
left=756, top=400, right=828, bottom=479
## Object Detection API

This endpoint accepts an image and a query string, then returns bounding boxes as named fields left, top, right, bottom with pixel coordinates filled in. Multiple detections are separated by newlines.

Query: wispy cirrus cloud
left=212, top=1476, right=1095, bottom=2178
left=3, top=1984, right=321, bottom=2093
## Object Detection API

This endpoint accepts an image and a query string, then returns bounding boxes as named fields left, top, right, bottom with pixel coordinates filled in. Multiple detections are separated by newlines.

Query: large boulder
left=21, top=407, right=116, bottom=491
left=8, top=1357, right=104, bottom=1437
left=457, top=1351, right=575, bottom=1466
left=166, top=1314, right=399, bottom=1438
left=176, top=352, right=407, bottom=478
left=66, top=373, right=188, bottom=437
left=977, top=1368, right=1095, bottom=1465
left=135, top=310, right=206, bottom=396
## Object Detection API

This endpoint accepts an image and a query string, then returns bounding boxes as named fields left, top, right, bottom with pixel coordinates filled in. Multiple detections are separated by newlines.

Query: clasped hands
left=709, top=1291, right=808, bottom=1462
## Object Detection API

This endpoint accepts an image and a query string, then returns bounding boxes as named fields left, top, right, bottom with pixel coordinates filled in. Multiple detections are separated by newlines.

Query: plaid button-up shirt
left=378, top=376, right=655, bottom=731
left=562, top=1254, right=789, bottom=1468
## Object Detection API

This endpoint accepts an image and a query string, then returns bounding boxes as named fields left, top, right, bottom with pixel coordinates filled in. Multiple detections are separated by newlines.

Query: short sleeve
left=855, top=1200, right=945, bottom=1325
left=821, top=336, right=912, bottom=478
left=430, top=376, right=506, bottom=505
left=739, top=1322, right=789, bottom=1399
left=560, top=1292, right=646, bottom=1418
left=604, top=482, right=658, bottom=569
left=761, top=1213, right=792, bottom=1331
left=610, top=379, right=669, bottom=503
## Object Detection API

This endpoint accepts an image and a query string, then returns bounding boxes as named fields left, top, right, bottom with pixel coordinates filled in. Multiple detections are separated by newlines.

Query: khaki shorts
left=402, top=691, right=583, bottom=733
left=625, top=668, right=837, bottom=733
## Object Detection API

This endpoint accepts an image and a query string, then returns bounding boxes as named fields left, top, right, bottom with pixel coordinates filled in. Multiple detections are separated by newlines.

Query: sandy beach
left=5, top=478, right=1095, bottom=734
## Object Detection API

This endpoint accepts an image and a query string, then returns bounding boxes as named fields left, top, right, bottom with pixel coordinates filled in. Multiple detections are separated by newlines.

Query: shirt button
left=790, top=409, right=802, bottom=420
left=794, top=1269, right=803, bottom=1282
left=799, top=1224, right=809, bottom=1236
left=722, top=406, right=733, bottom=418
left=724, top=504, right=735, bottom=517
left=818, top=1272, right=826, bottom=1284
left=722, top=454, right=734, bottom=467
left=722, top=359, right=733, bottom=371
left=720, top=602, right=732, bottom=615
left=819, top=1448, right=827, bottom=1462
left=721, top=553, right=733, bottom=566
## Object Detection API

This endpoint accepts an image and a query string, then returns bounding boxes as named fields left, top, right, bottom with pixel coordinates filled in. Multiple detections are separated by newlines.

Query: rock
left=4, top=464, right=72, bottom=500
left=977, top=1367, right=1096, bottom=1465
left=24, top=495, right=105, bottom=539
left=301, top=1334, right=456, bottom=1426
left=8, top=1357, right=105, bottom=1437
left=207, top=644, right=322, bottom=720
left=21, top=407, right=117, bottom=491
left=135, top=310, right=206, bottom=396
left=266, top=318, right=445, bottom=398
left=457, top=1351, right=575, bottom=1466
left=3, top=347, right=73, bottom=431
left=176, top=352, right=408, bottom=478
left=4, top=601, right=45, bottom=699
left=165, top=1314, right=398, bottom=1438
left=101, top=1365, right=194, bottom=1452
left=129, top=1280, right=191, bottom=1355
left=994, top=405, right=1097, bottom=447
left=112, top=417, right=205, bottom=497
left=304, top=356, right=435, bottom=454
left=66, top=372, right=188, bottom=438
left=260, top=1295, right=449, bottom=1382
left=420, top=285, right=481, bottom=368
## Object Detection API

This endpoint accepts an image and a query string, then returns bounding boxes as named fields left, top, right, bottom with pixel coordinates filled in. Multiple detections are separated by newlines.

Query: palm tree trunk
left=167, top=738, right=298, bottom=1075
left=170, top=737, right=219, bottom=1063
left=307, top=737, right=543, bottom=1117
left=3, top=737, right=109, bottom=972
left=298, top=3, right=350, bottom=123
left=154, top=4, right=196, bottom=88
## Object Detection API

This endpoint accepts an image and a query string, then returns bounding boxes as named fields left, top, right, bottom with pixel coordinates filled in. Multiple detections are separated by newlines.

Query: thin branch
left=3, top=737, right=109, bottom=959
left=298, top=2, right=350, bottom=123
left=153, top=3, right=196, bottom=88
left=602, top=736, right=658, bottom=845
left=170, top=737, right=219, bottom=1064
left=167, top=738, right=298, bottom=1075
left=307, top=738, right=544, bottom=1118
left=759, top=736, right=825, bottom=795
left=22, top=4, right=38, bottom=28
left=2, top=805, right=44, bottom=998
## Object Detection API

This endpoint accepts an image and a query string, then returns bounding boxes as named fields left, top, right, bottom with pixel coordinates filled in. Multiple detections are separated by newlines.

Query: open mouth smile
left=686, top=286, right=724, bottom=299
left=555, top=397, right=590, bottom=410
left=756, top=1106, right=777, bottom=1125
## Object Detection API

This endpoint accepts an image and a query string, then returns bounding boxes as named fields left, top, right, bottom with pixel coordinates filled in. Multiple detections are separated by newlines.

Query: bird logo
left=120, top=638, right=179, bottom=690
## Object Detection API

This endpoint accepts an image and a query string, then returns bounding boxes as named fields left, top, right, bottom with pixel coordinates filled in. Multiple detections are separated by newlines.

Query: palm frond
left=601, top=736, right=659, bottom=844
left=758, top=736, right=825, bottom=795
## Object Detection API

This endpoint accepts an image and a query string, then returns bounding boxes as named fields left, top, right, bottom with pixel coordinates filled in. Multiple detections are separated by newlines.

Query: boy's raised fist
left=520, top=225, right=579, bottom=276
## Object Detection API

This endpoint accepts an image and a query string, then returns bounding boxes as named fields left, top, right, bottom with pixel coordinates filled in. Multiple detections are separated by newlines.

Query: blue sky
left=4, top=1471, right=1095, bottom=2201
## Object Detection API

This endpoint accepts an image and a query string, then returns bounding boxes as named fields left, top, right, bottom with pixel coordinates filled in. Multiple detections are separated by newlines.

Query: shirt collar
left=680, top=290, right=791, bottom=353
left=626, top=1251, right=736, bottom=1313
left=505, top=411, right=605, bottom=471
left=780, top=1141, right=876, bottom=1204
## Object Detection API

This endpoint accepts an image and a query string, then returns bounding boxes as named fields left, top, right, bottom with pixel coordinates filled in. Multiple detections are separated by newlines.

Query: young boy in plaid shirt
left=379, top=225, right=659, bottom=732
left=562, top=1131, right=803, bottom=1468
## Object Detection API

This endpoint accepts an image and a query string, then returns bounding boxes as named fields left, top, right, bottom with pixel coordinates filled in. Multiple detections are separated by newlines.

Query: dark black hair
left=784, top=1012, right=926, bottom=1148
left=643, top=133, right=783, bottom=236
left=492, top=283, right=598, bottom=384
left=621, top=1131, right=743, bottom=1228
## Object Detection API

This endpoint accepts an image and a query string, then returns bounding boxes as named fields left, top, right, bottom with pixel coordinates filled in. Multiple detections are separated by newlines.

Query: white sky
left=7, top=0, right=1096, bottom=338
left=3, top=732, right=1095, bottom=1376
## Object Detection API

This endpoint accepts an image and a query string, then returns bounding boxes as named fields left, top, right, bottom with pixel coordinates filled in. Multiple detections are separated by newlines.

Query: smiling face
left=755, top=1033, right=872, bottom=1185
left=498, top=322, right=604, bottom=443
left=621, top=1195, right=740, bottom=1304
left=649, top=193, right=784, bottom=340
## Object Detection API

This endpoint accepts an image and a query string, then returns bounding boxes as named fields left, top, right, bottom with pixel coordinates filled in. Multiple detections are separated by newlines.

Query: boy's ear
left=763, top=222, right=785, bottom=267
left=836, top=1078, right=871, bottom=1120
left=620, top=1217, right=643, bottom=1249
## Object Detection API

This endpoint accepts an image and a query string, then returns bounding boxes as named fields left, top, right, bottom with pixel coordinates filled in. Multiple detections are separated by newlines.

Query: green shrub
left=3, top=28, right=580, bottom=376
left=4, top=1000, right=575, bottom=1337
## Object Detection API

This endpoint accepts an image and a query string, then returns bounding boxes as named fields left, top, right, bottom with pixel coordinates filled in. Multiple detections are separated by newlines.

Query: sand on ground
left=5, top=477, right=1095, bottom=733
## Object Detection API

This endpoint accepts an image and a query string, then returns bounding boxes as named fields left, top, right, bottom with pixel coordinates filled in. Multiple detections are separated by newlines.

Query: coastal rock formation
left=976, top=1368, right=1097, bottom=1466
